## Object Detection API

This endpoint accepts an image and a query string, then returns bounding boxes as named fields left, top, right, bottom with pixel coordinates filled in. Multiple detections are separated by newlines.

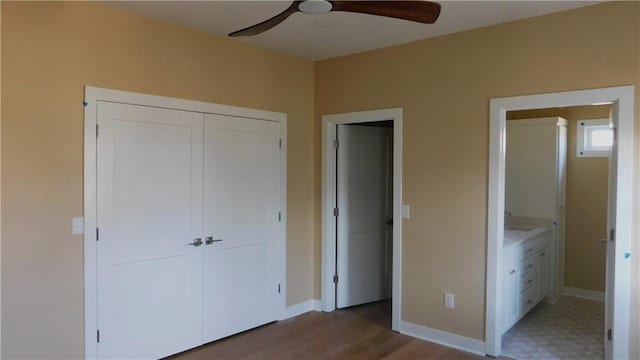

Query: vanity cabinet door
left=502, top=265, right=520, bottom=333
left=537, top=249, right=548, bottom=300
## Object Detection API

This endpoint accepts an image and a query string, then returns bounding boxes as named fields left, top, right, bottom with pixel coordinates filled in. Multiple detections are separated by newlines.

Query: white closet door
left=202, top=114, right=281, bottom=342
left=336, top=124, right=393, bottom=309
left=97, top=102, right=204, bottom=359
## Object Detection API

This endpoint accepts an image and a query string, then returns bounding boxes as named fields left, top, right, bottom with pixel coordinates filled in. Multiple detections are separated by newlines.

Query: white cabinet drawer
left=520, top=285, right=537, bottom=313
left=520, top=268, right=536, bottom=293
left=514, top=234, right=546, bottom=260
left=520, top=255, right=536, bottom=275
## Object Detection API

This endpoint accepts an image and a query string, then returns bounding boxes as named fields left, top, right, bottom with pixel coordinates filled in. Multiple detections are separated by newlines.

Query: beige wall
left=315, top=0, right=639, bottom=351
left=1, top=2, right=315, bottom=358
left=508, top=106, right=611, bottom=293
left=2, top=1, right=640, bottom=359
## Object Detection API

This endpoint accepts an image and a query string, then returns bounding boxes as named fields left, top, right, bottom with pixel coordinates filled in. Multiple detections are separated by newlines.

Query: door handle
left=386, top=218, right=393, bottom=226
left=205, top=236, right=223, bottom=245
left=600, top=238, right=607, bottom=244
left=188, top=238, right=203, bottom=247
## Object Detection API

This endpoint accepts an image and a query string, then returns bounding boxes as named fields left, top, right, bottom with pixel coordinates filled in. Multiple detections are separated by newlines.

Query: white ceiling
left=108, top=1, right=602, bottom=60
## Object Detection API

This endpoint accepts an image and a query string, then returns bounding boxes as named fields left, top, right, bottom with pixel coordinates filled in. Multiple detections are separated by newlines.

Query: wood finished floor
left=170, top=301, right=497, bottom=360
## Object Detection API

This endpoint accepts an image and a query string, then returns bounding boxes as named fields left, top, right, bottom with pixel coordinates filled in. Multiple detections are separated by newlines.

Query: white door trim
left=321, top=108, right=403, bottom=331
left=485, top=86, right=634, bottom=358
left=83, top=86, right=287, bottom=359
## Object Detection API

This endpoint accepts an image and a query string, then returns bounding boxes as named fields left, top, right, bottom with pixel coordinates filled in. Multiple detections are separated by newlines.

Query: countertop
left=504, top=227, right=549, bottom=247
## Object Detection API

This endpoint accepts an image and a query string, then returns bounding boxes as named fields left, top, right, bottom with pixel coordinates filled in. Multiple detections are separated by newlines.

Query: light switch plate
left=72, top=217, right=84, bottom=235
left=445, top=292, right=455, bottom=309
left=401, top=205, right=410, bottom=219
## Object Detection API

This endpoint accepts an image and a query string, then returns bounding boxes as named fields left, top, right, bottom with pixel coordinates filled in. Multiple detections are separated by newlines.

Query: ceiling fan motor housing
left=298, top=0, right=333, bottom=14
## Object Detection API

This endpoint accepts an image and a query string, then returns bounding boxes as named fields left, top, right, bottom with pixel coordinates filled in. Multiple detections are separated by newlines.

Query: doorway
left=336, top=121, right=393, bottom=309
left=500, top=105, right=611, bottom=359
left=321, top=108, right=403, bottom=331
left=485, top=86, right=634, bottom=359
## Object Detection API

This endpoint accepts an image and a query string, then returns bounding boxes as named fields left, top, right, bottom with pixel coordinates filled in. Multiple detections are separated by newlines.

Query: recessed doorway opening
left=500, top=104, right=611, bottom=359
left=485, top=86, right=634, bottom=359
left=321, top=108, right=403, bottom=332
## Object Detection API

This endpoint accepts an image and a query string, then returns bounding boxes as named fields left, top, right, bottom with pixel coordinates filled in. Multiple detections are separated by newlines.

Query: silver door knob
left=188, top=238, right=203, bottom=247
left=205, top=236, right=223, bottom=245
left=600, top=238, right=607, bottom=244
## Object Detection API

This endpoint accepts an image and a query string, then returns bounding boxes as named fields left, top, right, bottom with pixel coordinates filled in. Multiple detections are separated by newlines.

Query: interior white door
left=202, top=114, right=282, bottom=342
left=336, top=124, right=393, bottom=308
left=604, top=108, right=617, bottom=360
left=97, top=102, right=204, bottom=359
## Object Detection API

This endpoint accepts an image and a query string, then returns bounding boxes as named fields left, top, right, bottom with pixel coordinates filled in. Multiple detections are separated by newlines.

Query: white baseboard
left=284, top=299, right=322, bottom=320
left=399, top=321, right=485, bottom=356
left=562, top=287, right=605, bottom=302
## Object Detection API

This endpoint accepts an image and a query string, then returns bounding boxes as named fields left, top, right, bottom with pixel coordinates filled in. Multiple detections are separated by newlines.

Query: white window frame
left=577, top=118, right=613, bottom=158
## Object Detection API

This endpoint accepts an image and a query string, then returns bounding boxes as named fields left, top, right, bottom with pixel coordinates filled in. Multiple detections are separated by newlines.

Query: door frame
left=321, top=108, right=403, bottom=331
left=485, top=86, right=635, bottom=358
left=83, top=86, right=288, bottom=359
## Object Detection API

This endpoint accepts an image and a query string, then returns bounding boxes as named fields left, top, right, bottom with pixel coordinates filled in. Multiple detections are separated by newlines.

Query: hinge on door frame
left=334, top=140, right=339, bottom=150
left=279, top=139, right=282, bottom=149
left=333, top=274, right=338, bottom=284
left=610, top=228, right=615, bottom=242
left=278, top=212, right=282, bottom=222
left=96, top=228, right=99, bottom=241
left=97, top=329, right=100, bottom=343
left=607, top=328, right=612, bottom=341
left=333, top=208, right=339, bottom=217
left=96, top=124, right=99, bottom=137
left=278, top=284, right=281, bottom=294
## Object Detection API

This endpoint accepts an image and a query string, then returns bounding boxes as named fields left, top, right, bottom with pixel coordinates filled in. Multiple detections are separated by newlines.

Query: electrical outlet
left=444, top=292, right=455, bottom=309
left=72, top=217, right=84, bottom=235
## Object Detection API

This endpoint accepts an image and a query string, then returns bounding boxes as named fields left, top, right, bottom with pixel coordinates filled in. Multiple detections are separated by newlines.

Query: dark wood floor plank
left=382, top=339, right=451, bottom=359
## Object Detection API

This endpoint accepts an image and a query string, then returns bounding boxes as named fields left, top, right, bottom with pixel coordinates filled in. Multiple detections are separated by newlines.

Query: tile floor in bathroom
left=502, top=295, right=604, bottom=359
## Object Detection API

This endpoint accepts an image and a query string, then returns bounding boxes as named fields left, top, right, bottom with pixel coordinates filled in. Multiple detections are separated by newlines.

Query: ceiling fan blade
left=229, top=1, right=299, bottom=37
left=330, top=1, right=441, bottom=24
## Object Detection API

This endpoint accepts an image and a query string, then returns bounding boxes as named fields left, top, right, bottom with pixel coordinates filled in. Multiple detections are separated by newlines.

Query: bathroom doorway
left=485, top=86, right=634, bottom=359
left=500, top=105, right=611, bottom=359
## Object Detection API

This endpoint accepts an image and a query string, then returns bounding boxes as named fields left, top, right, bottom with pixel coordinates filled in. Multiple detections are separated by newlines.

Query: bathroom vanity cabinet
left=502, top=228, right=550, bottom=334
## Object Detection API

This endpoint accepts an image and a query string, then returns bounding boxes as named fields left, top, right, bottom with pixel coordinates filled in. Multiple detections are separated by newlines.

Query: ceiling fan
left=228, top=0, right=441, bottom=37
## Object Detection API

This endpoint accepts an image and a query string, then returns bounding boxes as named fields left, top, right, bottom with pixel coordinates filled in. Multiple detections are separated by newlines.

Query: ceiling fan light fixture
left=298, top=0, right=333, bottom=15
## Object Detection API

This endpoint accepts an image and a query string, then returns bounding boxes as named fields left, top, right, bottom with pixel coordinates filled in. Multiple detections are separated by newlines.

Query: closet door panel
left=97, top=102, right=204, bottom=359
left=202, top=114, right=281, bottom=342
